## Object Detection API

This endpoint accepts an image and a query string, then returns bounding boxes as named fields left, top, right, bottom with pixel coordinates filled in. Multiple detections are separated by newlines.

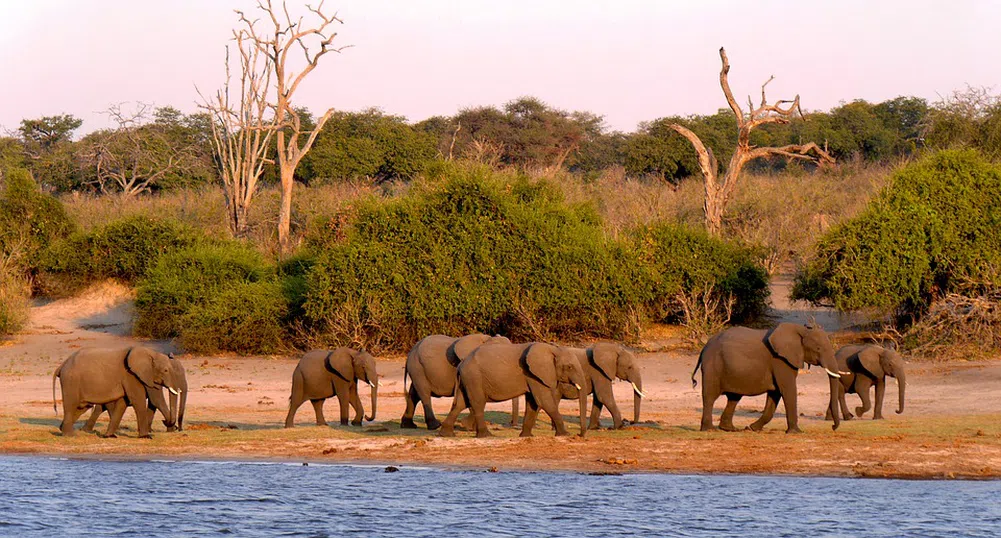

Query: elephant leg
left=408, top=367, right=440, bottom=430
left=855, top=378, right=873, bottom=417
left=61, top=403, right=91, bottom=437
left=774, top=374, right=802, bottom=433
left=82, top=405, right=105, bottom=433
left=438, top=383, right=468, bottom=437
left=520, top=395, right=540, bottom=438
left=700, top=380, right=721, bottom=431
left=534, top=389, right=567, bottom=436
left=349, top=384, right=364, bottom=426
left=873, top=379, right=886, bottom=420
left=838, top=384, right=853, bottom=420
left=285, top=395, right=307, bottom=428
left=595, top=382, right=624, bottom=429
left=311, top=400, right=327, bottom=426
left=510, top=396, right=519, bottom=428
left=336, top=389, right=350, bottom=426
left=103, top=399, right=129, bottom=438
left=401, top=384, right=420, bottom=429
left=747, top=391, right=781, bottom=432
left=125, top=384, right=154, bottom=438
left=718, top=394, right=741, bottom=431
left=588, top=394, right=604, bottom=430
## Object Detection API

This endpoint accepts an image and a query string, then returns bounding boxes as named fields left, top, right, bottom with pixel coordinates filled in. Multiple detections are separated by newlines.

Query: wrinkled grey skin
left=82, top=357, right=187, bottom=433
left=825, top=344, right=906, bottom=421
left=52, top=346, right=180, bottom=438
left=693, top=323, right=843, bottom=433
left=285, top=348, right=379, bottom=428
left=539, top=343, right=644, bottom=430
left=401, top=334, right=513, bottom=430
left=439, top=342, right=588, bottom=438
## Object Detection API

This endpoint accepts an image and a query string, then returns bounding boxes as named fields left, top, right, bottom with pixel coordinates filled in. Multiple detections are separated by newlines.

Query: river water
left=0, top=456, right=998, bottom=537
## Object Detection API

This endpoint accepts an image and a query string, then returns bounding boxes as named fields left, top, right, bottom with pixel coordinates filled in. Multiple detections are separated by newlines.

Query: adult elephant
left=285, top=348, right=379, bottom=428
left=541, top=343, right=644, bottom=430
left=439, top=342, right=587, bottom=438
left=826, top=344, right=906, bottom=421
left=401, top=333, right=514, bottom=430
left=81, top=355, right=188, bottom=433
left=52, top=346, right=181, bottom=438
left=692, top=323, right=845, bottom=433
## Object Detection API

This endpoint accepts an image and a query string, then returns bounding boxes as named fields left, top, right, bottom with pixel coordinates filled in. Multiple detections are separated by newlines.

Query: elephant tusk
left=573, top=383, right=582, bottom=390
left=167, top=387, right=180, bottom=395
left=368, top=381, right=377, bottom=388
left=838, top=371, right=852, bottom=376
left=632, top=383, right=646, bottom=398
left=825, top=369, right=841, bottom=379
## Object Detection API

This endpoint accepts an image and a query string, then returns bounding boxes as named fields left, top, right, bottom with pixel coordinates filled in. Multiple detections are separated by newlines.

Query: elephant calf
left=285, top=348, right=379, bottom=428
left=826, top=344, right=906, bottom=421
left=82, top=355, right=188, bottom=433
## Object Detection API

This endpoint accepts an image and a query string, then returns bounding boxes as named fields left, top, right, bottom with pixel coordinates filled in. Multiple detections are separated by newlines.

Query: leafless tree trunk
left=672, top=48, right=835, bottom=236
left=237, top=0, right=346, bottom=254
left=198, top=38, right=276, bottom=237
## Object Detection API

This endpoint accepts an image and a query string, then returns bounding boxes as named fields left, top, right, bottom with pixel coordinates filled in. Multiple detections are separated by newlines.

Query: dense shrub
left=179, top=280, right=289, bottom=354
left=0, top=268, right=30, bottom=337
left=133, top=243, right=274, bottom=339
left=38, top=215, right=203, bottom=293
left=0, top=167, right=75, bottom=271
left=793, top=150, right=1001, bottom=314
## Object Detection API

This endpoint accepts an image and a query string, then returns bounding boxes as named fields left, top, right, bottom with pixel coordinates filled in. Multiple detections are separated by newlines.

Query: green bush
left=793, top=150, right=1001, bottom=313
left=0, top=167, right=75, bottom=272
left=179, top=280, right=289, bottom=354
left=133, top=243, right=273, bottom=339
left=0, top=268, right=30, bottom=337
left=39, top=215, right=203, bottom=293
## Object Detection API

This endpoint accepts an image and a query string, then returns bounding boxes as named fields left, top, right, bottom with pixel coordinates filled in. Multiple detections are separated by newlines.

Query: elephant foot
left=339, top=420, right=349, bottom=426
left=101, top=433, right=118, bottom=439
left=719, top=423, right=738, bottom=432
left=139, top=434, right=153, bottom=439
left=745, top=424, right=764, bottom=432
left=166, top=426, right=178, bottom=433
left=400, top=417, right=418, bottom=429
left=351, top=420, right=363, bottom=427
left=81, top=427, right=95, bottom=434
left=699, top=424, right=718, bottom=432
left=425, top=418, right=442, bottom=431
left=519, top=431, right=534, bottom=438
left=785, top=427, right=804, bottom=434
left=873, top=415, right=884, bottom=420
left=475, top=430, right=494, bottom=438
left=855, top=407, right=867, bottom=417
left=554, top=430, right=571, bottom=437
left=843, top=413, right=853, bottom=421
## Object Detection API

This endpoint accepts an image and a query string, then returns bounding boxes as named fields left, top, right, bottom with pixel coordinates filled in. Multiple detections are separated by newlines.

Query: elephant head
left=327, top=348, right=379, bottom=421
left=857, top=346, right=906, bottom=414
left=766, top=323, right=842, bottom=431
left=126, top=348, right=180, bottom=394
left=591, top=343, right=644, bottom=424
left=526, top=343, right=588, bottom=437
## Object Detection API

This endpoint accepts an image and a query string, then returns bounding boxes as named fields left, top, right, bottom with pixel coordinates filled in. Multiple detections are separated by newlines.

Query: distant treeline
left=3, top=87, right=1000, bottom=195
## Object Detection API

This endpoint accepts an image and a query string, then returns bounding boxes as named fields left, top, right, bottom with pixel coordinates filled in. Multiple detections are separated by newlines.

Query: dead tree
left=671, top=47, right=835, bottom=236
left=198, top=40, right=275, bottom=237
left=237, top=0, right=346, bottom=253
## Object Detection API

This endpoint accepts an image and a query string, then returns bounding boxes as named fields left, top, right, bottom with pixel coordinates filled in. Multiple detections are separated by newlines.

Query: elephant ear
left=524, top=344, right=558, bottom=388
left=325, top=349, right=355, bottom=381
left=589, top=344, right=617, bottom=381
left=765, top=323, right=806, bottom=370
left=855, top=347, right=886, bottom=379
left=125, top=347, right=157, bottom=388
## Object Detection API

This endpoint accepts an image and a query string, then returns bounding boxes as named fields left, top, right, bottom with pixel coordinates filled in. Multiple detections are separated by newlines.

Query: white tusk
left=632, top=382, right=646, bottom=398
left=368, top=381, right=376, bottom=388
left=573, top=383, right=582, bottom=390
left=838, top=371, right=852, bottom=376
left=167, top=387, right=180, bottom=395
left=825, top=369, right=841, bottom=379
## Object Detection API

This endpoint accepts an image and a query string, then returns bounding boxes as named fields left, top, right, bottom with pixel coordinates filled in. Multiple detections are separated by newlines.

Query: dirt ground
left=2, top=281, right=1001, bottom=479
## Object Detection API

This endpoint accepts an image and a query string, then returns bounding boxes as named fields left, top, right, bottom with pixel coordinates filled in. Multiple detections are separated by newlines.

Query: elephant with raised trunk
left=52, top=346, right=182, bottom=438
left=541, top=343, right=644, bottom=430
left=693, top=323, right=845, bottom=433
left=401, top=333, right=514, bottom=430
left=82, top=356, right=188, bottom=433
left=285, top=348, right=379, bottom=428
left=825, top=344, right=906, bottom=421
left=439, top=342, right=587, bottom=438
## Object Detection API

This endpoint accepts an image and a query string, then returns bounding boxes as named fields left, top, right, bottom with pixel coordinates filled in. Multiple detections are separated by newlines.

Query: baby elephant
left=826, top=344, right=906, bottom=421
left=285, top=348, right=379, bottom=428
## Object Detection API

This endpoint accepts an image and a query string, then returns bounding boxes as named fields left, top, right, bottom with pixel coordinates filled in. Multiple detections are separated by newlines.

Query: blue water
left=0, top=456, right=998, bottom=537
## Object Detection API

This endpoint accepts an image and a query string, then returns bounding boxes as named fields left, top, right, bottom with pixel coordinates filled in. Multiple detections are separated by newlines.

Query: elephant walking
left=401, top=334, right=514, bottom=430
left=82, top=356, right=188, bottom=433
left=285, top=348, right=379, bottom=428
left=52, top=346, right=182, bottom=438
left=439, top=342, right=587, bottom=438
left=693, top=323, right=845, bottom=433
left=826, top=344, right=906, bottom=421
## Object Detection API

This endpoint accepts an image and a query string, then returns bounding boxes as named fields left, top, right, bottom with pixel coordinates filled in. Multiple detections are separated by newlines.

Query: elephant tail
left=691, top=348, right=705, bottom=389
left=402, top=367, right=409, bottom=395
left=52, top=362, right=63, bottom=415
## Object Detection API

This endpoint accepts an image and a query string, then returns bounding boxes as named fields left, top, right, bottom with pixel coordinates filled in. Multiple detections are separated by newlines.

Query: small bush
left=38, top=215, right=204, bottom=294
left=794, top=150, right=1001, bottom=315
left=133, top=242, right=273, bottom=339
left=0, top=167, right=75, bottom=272
left=179, top=280, right=289, bottom=354
left=0, top=267, right=30, bottom=337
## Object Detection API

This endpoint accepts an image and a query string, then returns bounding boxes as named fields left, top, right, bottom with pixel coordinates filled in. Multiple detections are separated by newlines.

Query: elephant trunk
left=168, top=390, right=179, bottom=430
left=895, top=369, right=906, bottom=415
left=578, top=384, right=588, bottom=437
left=828, top=375, right=841, bottom=431
left=630, top=374, right=643, bottom=424
left=365, top=378, right=378, bottom=422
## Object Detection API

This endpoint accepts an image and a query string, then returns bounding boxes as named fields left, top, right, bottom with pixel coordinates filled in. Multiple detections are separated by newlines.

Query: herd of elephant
left=49, top=323, right=905, bottom=439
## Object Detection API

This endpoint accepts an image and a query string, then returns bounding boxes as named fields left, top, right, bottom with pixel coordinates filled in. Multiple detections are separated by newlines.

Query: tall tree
left=237, top=0, right=346, bottom=253
left=671, top=48, right=834, bottom=236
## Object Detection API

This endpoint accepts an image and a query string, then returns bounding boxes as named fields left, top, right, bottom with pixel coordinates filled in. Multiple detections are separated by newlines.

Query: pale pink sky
left=2, top=1, right=999, bottom=135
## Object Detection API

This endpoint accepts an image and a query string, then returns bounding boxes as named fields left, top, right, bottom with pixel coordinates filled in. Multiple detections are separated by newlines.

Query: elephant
left=537, top=343, right=644, bottom=430
left=52, top=346, right=182, bottom=438
left=439, top=342, right=588, bottom=438
left=284, top=348, right=379, bottom=428
left=401, top=333, right=514, bottom=430
left=825, top=344, right=906, bottom=421
left=81, top=355, right=188, bottom=433
left=692, top=323, right=845, bottom=433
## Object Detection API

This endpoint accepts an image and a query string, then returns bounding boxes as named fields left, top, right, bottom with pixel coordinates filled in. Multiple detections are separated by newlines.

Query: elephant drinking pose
left=693, top=323, right=845, bottom=433
left=401, top=334, right=514, bottom=430
left=82, top=355, right=188, bottom=433
left=439, top=342, right=587, bottom=438
left=52, top=346, right=182, bottom=438
left=826, top=344, right=906, bottom=421
left=285, top=348, right=379, bottom=428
